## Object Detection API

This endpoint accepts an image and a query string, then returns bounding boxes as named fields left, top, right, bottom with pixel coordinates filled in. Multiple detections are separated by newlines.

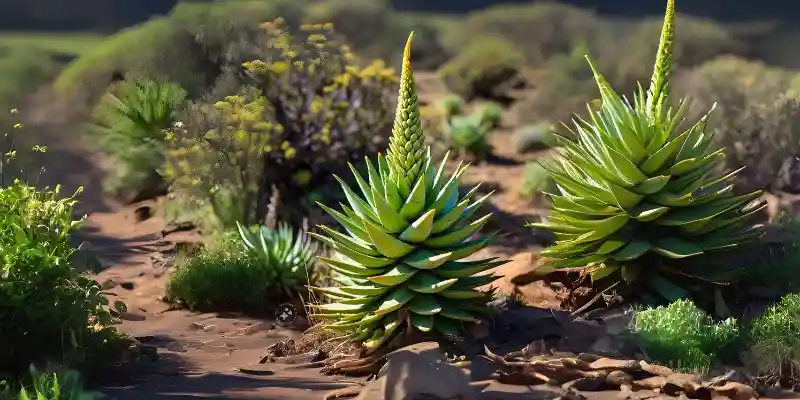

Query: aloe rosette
left=309, top=33, right=504, bottom=352
left=529, top=0, right=765, bottom=302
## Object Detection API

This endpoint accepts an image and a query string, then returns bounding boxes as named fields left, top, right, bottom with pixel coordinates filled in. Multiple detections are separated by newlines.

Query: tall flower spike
left=387, top=31, right=427, bottom=197
left=646, top=0, right=675, bottom=119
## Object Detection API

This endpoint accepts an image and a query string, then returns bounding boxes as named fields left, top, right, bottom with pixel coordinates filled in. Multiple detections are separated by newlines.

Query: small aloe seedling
left=309, top=32, right=505, bottom=354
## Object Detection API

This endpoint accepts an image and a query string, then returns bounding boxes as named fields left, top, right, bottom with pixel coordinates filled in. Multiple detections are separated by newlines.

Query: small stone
left=100, top=279, right=117, bottom=290
left=189, top=322, right=205, bottom=330
left=588, top=358, right=641, bottom=371
left=117, top=311, right=146, bottom=322
left=236, top=365, right=275, bottom=376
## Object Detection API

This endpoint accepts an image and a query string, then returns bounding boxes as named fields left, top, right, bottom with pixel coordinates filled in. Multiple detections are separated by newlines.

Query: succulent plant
left=447, top=115, right=493, bottom=159
left=436, top=94, right=465, bottom=119
left=309, top=32, right=504, bottom=353
left=236, top=220, right=319, bottom=296
left=528, top=0, right=765, bottom=303
left=474, top=102, right=503, bottom=129
left=511, top=122, right=557, bottom=154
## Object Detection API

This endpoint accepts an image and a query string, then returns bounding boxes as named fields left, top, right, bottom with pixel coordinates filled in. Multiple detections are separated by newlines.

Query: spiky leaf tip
left=387, top=31, right=428, bottom=196
left=646, top=0, right=676, bottom=119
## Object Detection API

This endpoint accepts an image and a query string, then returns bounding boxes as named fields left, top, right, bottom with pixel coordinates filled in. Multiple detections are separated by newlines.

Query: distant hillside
left=0, top=0, right=795, bottom=32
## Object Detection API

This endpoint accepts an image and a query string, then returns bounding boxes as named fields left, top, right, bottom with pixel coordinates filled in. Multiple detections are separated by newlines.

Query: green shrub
left=529, top=1, right=763, bottom=304
left=437, top=35, right=523, bottom=100
left=675, top=56, right=800, bottom=191
left=518, top=160, right=557, bottom=204
left=446, top=115, right=492, bottom=159
left=0, top=116, right=131, bottom=381
left=633, top=299, right=741, bottom=373
left=439, top=3, right=600, bottom=68
left=511, top=122, right=557, bottom=154
left=91, top=78, right=186, bottom=201
left=166, top=221, right=317, bottom=312
left=0, top=46, right=59, bottom=112
left=435, top=93, right=465, bottom=119
left=474, top=102, right=503, bottom=129
left=163, top=20, right=397, bottom=229
left=16, top=366, right=105, bottom=400
left=744, top=293, right=800, bottom=385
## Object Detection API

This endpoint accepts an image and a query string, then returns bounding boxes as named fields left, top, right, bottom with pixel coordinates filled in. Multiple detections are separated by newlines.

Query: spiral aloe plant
left=529, top=0, right=765, bottom=302
left=309, top=32, right=505, bottom=353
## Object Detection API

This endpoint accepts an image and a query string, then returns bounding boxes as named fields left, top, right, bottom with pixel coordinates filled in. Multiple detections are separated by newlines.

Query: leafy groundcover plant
left=309, top=33, right=506, bottom=355
left=529, top=0, right=764, bottom=304
left=166, top=220, right=317, bottom=312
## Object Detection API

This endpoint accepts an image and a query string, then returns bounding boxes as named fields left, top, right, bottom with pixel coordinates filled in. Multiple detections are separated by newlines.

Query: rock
left=236, top=365, right=275, bottom=376
left=161, top=221, right=196, bottom=236
left=633, top=376, right=667, bottom=390
left=706, top=369, right=753, bottom=387
left=116, top=311, right=146, bottom=322
left=663, top=373, right=702, bottom=396
left=639, top=361, right=674, bottom=377
left=354, top=346, right=474, bottom=400
left=588, top=358, right=641, bottom=372
left=772, top=155, right=800, bottom=194
left=482, top=252, right=562, bottom=308
left=710, top=382, right=758, bottom=400
left=100, top=279, right=117, bottom=290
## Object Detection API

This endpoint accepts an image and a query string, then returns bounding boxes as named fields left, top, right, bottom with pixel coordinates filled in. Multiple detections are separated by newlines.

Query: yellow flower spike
left=386, top=31, right=427, bottom=197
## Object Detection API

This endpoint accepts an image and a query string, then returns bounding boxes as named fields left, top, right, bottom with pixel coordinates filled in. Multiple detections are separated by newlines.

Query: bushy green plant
left=437, top=35, right=523, bottom=100
left=446, top=116, right=492, bottom=160
left=91, top=78, right=186, bottom=201
left=511, top=122, right=557, bottom=154
left=474, top=102, right=503, bottom=129
left=165, top=231, right=274, bottom=311
left=435, top=94, right=465, bottom=119
left=235, top=221, right=319, bottom=297
left=0, top=116, right=130, bottom=379
left=529, top=0, right=764, bottom=304
left=633, top=299, right=741, bottom=373
left=744, top=293, right=800, bottom=386
left=16, top=366, right=106, bottom=400
left=675, top=57, right=800, bottom=191
left=518, top=159, right=558, bottom=205
left=309, top=33, right=504, bottom=355
left=163, top=20, right=398, bottom=229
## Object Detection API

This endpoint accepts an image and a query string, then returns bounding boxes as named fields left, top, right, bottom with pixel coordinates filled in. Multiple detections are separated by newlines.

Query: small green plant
left=529, top=0, right=764, bottom=304
left=166, top=230, right=287, bottom=312
left=16, top=366, right=106, bottom=400
left=91, top=78, right=186, bottom=201
left=633, top=299, right=741, bottom=373
left=0, top=115, right=131, bottom=379
left=435, top=94, right=465, bottom=119
left=474, top=102, right=503, bottom=129
left=309, top=33, right=505, bottom=358
left=518, top=159, right=558, bottom=204
left=511, top=122, right=557, bottom=154
left=438, top=35, right=523, bottom=100
left=235, top=220, right=319, bottom=298
left=446, top=116, right=492, bottom=160
left=744, top=293, right=800, bottom=386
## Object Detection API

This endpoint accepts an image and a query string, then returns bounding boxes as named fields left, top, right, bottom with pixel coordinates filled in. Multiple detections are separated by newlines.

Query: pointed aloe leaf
left=436, top=258, right=508, bottom=278
left=316, top=202, right=371, bottom=243
left=406, top=272, right=458, bottom=294
left=368, top=264, right=418, bottom=286
left=411, top=313, right=435, bottom=332
left=398, top=209, right=436, bottom=243
left=632, top=175, right=670, bottom=195
left=338, top=284, right=391, bottom=296
left=407, top=295, right=442, bottom=315
left=333, top=175, right=380, bottom=223
left=650, top=237, right=703, bottom=259
left=425, top=213, right=492, bottom=248
left=610, top=241, right=651, bottom=262
left=400, top=175, right=426, bottom=220
left=370, top=185, right=409, bottom=233
left=317, top=225, right=380, bottom=257
left=309, top=233, right=393, bottom=268
left=403, top=249, right=451, bottom=269
left=630, top=203, right=670, bottom=222
left=348, top=162, right=375, bottom=208
left=647, top=274, right=689, bottom=302
left=318, top=256, right=379, bottom=277
left=589, top=263, right=621, bottom=281
left=374, top=288, right=415, bottom=315
left=439, top=302, right=478, bottom=322
left=362, top=218, right=414, bottom=258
